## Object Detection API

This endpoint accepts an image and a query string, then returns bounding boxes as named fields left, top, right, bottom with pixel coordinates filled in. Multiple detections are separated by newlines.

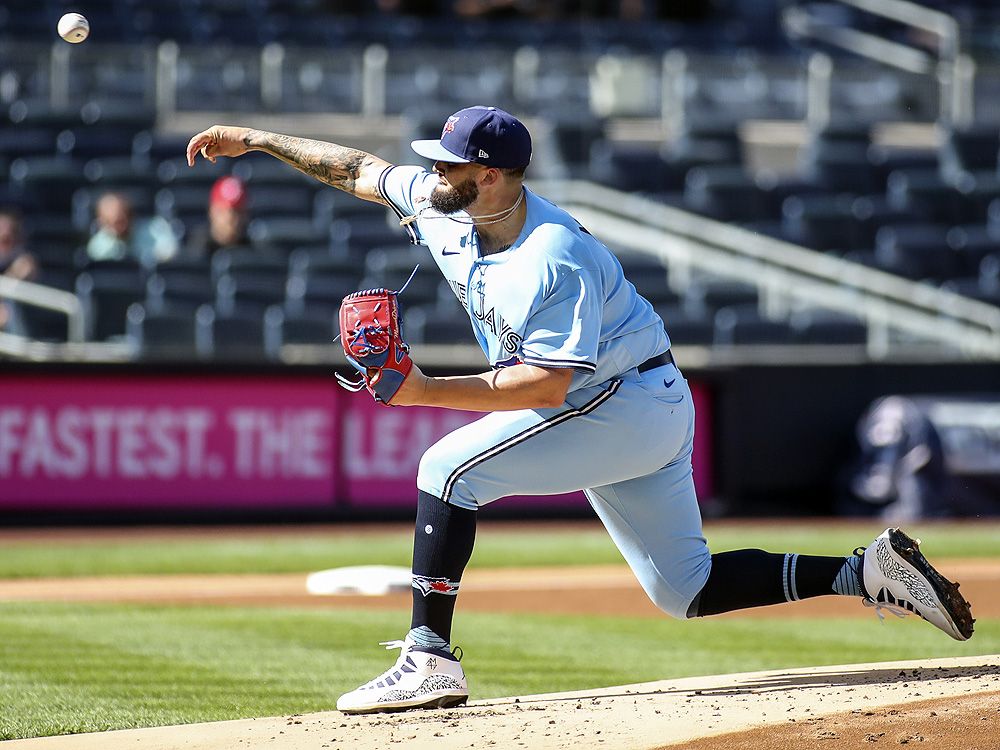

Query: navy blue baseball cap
left=411, top=106, right=531, bottom=169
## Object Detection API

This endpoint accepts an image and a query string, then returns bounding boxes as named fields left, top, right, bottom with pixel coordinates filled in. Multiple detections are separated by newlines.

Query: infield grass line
left=0, top=521, right=997, bottom=579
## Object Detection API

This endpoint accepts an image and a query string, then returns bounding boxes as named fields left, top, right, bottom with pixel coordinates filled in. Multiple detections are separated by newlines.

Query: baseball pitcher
left=186, top=106, right=974, bottom=715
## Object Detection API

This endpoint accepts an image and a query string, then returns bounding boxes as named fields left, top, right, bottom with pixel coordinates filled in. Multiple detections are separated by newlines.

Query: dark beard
left=430, top=176, right=479, bottom=215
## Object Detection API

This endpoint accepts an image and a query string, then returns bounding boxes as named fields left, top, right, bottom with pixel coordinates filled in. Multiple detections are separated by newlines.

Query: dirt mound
left=6, top=656, right=998, bottom=750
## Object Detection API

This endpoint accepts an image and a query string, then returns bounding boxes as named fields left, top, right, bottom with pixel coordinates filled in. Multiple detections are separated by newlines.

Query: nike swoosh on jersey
left=442, top=249, right=462, bottom=256
left=664, top=379, right=676, bottom=388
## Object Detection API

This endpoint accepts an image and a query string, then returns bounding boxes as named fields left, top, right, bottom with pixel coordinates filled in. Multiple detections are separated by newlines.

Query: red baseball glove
left=336, top=287, right=413, bottom=405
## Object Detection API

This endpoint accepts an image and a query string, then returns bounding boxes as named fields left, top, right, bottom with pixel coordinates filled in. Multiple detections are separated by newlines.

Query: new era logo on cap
left=411, top=106, right=531, bottom=169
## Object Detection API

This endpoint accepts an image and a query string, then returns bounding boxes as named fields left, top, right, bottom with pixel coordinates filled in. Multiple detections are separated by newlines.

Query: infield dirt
left=4, top=656, right=998, bottom=750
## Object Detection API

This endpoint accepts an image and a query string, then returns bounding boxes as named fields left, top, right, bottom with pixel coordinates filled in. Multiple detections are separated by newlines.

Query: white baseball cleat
left=860, top=527, right=974, bottom=641
left=336, top=637, right=468, bottom=714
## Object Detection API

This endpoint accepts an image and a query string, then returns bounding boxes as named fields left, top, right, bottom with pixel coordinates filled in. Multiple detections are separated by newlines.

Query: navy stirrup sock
left=409, top=490, right=477, bottom=646
left=689, top=549, right=856, bottom=617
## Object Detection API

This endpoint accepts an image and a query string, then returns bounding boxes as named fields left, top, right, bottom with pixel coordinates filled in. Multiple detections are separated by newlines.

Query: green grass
left=1, top=601, right=997, bottom=741
left=0, top=521, right=996, bottom=578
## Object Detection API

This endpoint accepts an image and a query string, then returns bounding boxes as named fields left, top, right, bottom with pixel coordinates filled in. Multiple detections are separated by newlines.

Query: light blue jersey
left=377, top=164, right=709, bottom=620
left=378, top=166, right=670, bottom=391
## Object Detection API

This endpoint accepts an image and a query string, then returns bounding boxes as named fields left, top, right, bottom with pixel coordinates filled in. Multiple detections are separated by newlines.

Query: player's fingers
left=186, top=134, right=209, bottom=166
left=200, top=146, right=217, bottom=164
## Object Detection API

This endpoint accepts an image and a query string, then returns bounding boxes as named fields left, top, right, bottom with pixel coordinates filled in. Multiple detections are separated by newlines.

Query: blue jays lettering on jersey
left=378, top=166, right=669, bottom=391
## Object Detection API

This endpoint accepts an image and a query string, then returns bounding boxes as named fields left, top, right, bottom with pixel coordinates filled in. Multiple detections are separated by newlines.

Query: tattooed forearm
left=243, top=129, right=382, bottom=197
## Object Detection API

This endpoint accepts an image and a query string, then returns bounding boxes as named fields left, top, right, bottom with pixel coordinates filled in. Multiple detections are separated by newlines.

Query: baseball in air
left=57, top=13, right=90, bottom=43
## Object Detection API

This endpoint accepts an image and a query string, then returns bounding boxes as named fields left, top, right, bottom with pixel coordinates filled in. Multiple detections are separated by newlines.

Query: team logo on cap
left=442, top=115, right=460, bottom=137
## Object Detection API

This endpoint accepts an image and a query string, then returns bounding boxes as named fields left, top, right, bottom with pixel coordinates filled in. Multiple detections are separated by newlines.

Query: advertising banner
left=0, top=376, right=340, bottom=509
left=0, top=373, right=713, bottom=513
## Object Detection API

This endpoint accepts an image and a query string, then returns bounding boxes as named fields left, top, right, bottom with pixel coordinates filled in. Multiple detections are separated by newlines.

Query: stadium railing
left=538, top=179, right=1000, bottom=361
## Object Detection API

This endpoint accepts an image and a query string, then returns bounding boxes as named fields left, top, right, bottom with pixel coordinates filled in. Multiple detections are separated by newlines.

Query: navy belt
left=637, top=350, right=675, bottom=374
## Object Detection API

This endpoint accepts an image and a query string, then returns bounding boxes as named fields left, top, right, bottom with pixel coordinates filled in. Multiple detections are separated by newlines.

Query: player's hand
left=186, top=125, right=252, bottom=167
left=385, top=363, right=428, bottom=407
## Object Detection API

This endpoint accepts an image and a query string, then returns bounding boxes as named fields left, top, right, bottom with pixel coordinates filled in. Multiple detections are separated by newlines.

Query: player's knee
left=643, top=555, right=712, bottom=620
left=647, top=586, right=694, bottom=620
left=416, top=447, right=479, bottom=511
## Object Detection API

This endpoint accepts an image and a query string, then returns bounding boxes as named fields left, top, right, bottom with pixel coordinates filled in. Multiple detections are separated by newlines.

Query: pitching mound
left=5, top=655, right=997, bottom=750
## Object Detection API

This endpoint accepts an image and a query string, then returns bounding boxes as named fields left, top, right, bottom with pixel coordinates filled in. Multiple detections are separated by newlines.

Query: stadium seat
left=684, top=278, right=759, bottom=317
left=314, top=190, right=391, bottom=224
left=873, top=224, right=961, bottom=282
left=588, top=140, right=679, bottom=193
left=790, top=309, right=868, bottom=345
left=287, top=247, right=360, bottom=282
left=132, top=132, right=192, bottom=165
left=362, top=245, right=433, bottom=278
left=868, top=146, right=938, bottom=189
left=215, top=273, right=286, bottom=317
left=246, top=184, right=317, bottom=220
left=684, top=165, right=770, bottom=221
left=23, top=214, right=86, bottom=257
left=781, top=193, right=860, bottom=252
left=549, top=117, right=607, bottom=174
left=76, top=271, right=146, bottom=341
left=210, top=248, right=287, bottom=284
left=653, top=304, right=714, bottom=346
left=617, top=254, right=673, bottom=302
left=5, top=299, right=70, bottom=342
left=800, top=141, right=880, bottom=194
left=8, top=156, right=87, bottom=212
left=285, top=274, right=358, bottom=317
left=126, top=303, right=197, bottom=359
left=0, top=126, right=57, bottom=158
left=403, top=305, right=479, bottom=346
left=947, top=225, right=999, bottom=276
left=145, top=272, right=215, bottom=315
left=358, top=272, right=442, bottom=309
left=714, top=305, right=794, bottom=345
left=978, top=254, right=1000, bottom=288
left=157, top=156, right=230, bottom=186
left=886, top=169, right=969, bottom=225
left=247, top=216, right=329, bottom=253
left=74, top=256, right=145, bottom=286
left=263, top=307, right=335, bottom=360
left=194, top=305, right=266, bottom=360
left=940, top=125, right=1000, bottom=179
left=941, top=277, right=1000, bottom=307
left=56, top=127, right=140, bottom=160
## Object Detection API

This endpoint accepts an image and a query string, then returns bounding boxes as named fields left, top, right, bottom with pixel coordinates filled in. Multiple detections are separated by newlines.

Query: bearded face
left=430, top=173, right=479, bottom=215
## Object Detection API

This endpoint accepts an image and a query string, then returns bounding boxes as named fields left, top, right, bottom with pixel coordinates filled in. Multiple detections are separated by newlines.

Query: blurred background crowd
left=1, top=0, right=998, bottom=520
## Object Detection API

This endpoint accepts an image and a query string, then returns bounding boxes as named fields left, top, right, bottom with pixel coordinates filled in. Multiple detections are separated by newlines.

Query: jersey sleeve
left=518, top=269, right=601, bottom=373
left=377, top=165, right=435, bottom=245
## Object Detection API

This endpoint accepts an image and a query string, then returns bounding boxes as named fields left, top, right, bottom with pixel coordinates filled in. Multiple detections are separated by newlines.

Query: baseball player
left=186, top=106, right=974, bottom=715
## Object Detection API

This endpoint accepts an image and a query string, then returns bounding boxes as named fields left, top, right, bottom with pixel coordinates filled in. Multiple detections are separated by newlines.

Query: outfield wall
left=0, top=359, right=996, bottom=520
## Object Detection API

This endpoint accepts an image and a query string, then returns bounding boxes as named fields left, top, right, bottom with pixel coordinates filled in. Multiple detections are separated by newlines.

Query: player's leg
left=584, top=374, right=974, bottom=642
left=338, top=375, right=702, bottom=713
left=335, top=489, right=473, bottom=714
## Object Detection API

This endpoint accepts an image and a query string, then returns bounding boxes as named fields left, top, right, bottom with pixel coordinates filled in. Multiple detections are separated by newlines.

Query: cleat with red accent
left=337, top=637, right=468, bottom=714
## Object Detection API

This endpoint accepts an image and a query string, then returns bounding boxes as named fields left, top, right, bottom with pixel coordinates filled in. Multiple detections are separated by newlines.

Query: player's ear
left=478, top=167, right=501, bottom=187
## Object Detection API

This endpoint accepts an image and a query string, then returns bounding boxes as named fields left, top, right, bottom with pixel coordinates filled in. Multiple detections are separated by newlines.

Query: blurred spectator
left=184, top=176, right=250, bottom=258
left=0, top=210, right=38, bottom=281
left=86, top=192, right=178, bottom=267
left=0, top=209, right=39, bottom=331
